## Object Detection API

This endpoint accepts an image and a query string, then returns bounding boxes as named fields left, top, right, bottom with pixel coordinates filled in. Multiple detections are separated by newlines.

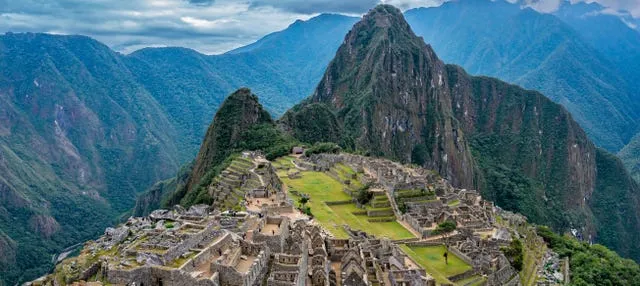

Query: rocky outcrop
left=29, top=214, right=61, bottom=238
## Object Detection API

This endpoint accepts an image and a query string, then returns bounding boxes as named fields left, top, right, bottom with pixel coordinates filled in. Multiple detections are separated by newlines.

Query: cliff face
left=446, top=65, right=597, bottom=232
left=287, top=5, right=476, bottom=188
left=281, top=4, right=640, bottom=261
left=185, top=88, right=272, bottom=193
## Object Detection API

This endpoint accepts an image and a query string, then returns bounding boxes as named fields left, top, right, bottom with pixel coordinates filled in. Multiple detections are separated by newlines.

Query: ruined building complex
left=32, top=152, right=564, bottom=286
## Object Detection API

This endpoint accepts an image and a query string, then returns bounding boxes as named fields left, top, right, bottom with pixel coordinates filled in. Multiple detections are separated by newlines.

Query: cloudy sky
left=0, top=0, right=638, bottom=55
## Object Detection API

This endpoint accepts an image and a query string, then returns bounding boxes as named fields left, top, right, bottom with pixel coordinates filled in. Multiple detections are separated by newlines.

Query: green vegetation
left=280, top=103, right=344, bottom=145
left=356, top=187, right=373, bottom=205
left=501, top=239, right=524, bottom=271
left=537, top=226, right=640, bottom=285
left=433, top=220, right=457, bottom=250
left=272, top=156, right=297, bottom=170
left=591, top=149, right=640, bottom=261
left=400, top=245, right=472, bottom=284
left=279, top=170, right=413, bottom=239
left=304, top=142, right=341, bottom=157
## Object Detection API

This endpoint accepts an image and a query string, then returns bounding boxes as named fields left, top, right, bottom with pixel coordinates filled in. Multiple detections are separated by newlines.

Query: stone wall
left=448, top=246, right=474, bottom=266
left=447, top=269, right=476, bottom=282
left=161, top=226, right=223, bottom=264
left=486, top=265, right=517, bottom=286
left=180, top=232, right=233, bottom=273
left=211, top=247, right=270, bottom=286
left=253, top=216, right=288, bottom=253
left=106, top=265, right=219, bottom=286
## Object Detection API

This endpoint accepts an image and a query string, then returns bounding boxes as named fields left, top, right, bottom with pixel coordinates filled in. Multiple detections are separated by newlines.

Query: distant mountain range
left=2, top=0, right=640, bottom=284
left=0, top=15, right=357, bottom=284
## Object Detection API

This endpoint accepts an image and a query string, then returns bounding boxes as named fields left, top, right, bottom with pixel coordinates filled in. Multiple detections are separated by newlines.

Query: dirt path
left=248, top=161, right=265, bottom=186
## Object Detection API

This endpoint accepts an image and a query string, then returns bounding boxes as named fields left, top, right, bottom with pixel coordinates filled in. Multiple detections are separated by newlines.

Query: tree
left=432, top=220, right=457, bottom=264
left=501, top=239, right=524, bottom=271
left=299, top=195, right=309, bottom=208
left=356, top=187, right=373, bottom=205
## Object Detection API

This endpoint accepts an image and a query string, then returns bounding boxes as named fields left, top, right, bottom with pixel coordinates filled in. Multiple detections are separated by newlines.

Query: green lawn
left=400, top=245, right=473, bottom=284
left=280, top=171, right=414, bottom=240
left=272, top=156, right=296, bottom=170
left=332, top=163, right=363, bottom=189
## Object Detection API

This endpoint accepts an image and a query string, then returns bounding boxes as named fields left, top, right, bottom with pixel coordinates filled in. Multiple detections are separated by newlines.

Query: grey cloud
left=0, top=0, right=638, bottom=55
left=187, top=0, right=215, bottom=6
left=250, top=0, right=381, bottom=14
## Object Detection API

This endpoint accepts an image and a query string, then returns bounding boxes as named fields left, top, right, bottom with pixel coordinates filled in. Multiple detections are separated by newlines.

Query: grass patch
left=448, top=199, right=460, bottom=207
left=280, top=171, right=414, bottom=240
left=272, top=156, right=296, bottom=170
left=400, top=245, right=472, bottom=284
left=332, top=163, right=363, bottom=189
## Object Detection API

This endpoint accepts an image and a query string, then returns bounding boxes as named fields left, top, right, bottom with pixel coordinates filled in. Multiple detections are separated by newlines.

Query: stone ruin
left=34, top=151, right=567, bottom=286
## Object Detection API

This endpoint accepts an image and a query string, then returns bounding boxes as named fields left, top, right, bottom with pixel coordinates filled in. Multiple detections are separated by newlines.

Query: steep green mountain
left=282, top=5, right=476, bottom=188
left=404, top=0, right=640, bottom=152
left=183, top=88, right=273, bottom=195
left=134, top=88, right=297, bottom=214
left=554, top=1, right=640, bottom=184
left=282, top=4, right=640, bottom=262
left=0, top=33, right=181, bottom=283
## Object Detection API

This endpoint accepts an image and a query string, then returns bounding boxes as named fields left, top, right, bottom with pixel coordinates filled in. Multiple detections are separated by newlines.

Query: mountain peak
left=360, top=4, right=411, bottom=31
left=292, top=3, right=475, bottom=188
left=184, top=88, right=272, bottom=193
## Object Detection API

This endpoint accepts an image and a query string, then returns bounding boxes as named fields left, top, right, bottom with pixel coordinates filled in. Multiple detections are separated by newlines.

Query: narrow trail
left=248, top=161, right=265, bottom=187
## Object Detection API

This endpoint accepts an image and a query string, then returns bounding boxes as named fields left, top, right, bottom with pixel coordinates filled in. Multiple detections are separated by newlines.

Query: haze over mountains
left=2, top=0, right=640, bottom=284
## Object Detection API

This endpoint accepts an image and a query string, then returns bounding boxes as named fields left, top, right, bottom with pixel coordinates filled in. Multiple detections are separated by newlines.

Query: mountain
left=0, top=14, right=355, bottom=284
left=281, top=5, right=476, bottom=188
left=554, top=1, right=640, bottom=94
left=0, top=33, right=181, bottom=283
left=134, top=88, right=297, bottom=214
left=124, top=14, right=358, bottom=158
left=183, top=88, right=273, bottom=195
left=404, top=0, right=640, bottom=152
left=619, top=134, right=640, bottom=182
left=282, top=4, right=640, bottom=262
left=553, top=1, right=640, bottom=185
left=4, top=2, right=640, bottom=283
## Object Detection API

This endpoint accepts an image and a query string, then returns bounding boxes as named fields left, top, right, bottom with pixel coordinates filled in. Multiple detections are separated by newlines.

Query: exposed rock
left=29, top=214, right=60, bottom=238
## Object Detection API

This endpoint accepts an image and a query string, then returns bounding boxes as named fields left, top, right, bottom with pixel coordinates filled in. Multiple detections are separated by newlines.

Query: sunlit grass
left=400, top=245, right=472, bottom=284
left=280, top=171, right=413, bottom=239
